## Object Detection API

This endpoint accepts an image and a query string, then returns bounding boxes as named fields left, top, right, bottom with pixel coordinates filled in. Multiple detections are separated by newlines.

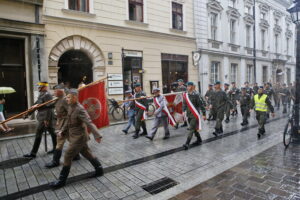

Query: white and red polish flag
left=78, top=81, right=110, bottom=129
left=164, top=93, right=184, bottom=123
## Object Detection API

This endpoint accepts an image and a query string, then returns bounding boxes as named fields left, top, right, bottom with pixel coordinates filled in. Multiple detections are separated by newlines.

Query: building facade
left=43, top=0, right=198, bottom=97
left=194, top=0, right=296, bottom=92
left=0, top=0, right=45, bottom=116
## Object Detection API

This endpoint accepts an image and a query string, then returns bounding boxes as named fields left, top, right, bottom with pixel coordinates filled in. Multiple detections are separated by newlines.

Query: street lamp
left=287, top=0, right=300, bottom=142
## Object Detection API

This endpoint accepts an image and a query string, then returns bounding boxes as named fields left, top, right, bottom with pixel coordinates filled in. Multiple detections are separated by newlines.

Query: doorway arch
left=48, top=35, right=105, bottom=88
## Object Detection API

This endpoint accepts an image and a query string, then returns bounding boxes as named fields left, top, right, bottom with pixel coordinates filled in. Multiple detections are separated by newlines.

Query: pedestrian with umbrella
left=0, top=87, right=16, bottom=133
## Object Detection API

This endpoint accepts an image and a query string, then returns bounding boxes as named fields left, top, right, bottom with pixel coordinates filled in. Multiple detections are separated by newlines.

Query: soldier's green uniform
left=229, top=84, right=240, bottom=116
left=280, top=84, right=290, bottom=113
left=239, top=88, right=251, bottom=126
left=182, top=82, right=206, bottom=150
left=205, top=85, right=216, bottom=120
left=133, top=83, right=148, bottom=139
left=224, top=84, right=231, bottom=123
left=24, top=82, right=57, bottom=158
left=250, top=88, right=274, bottom=138
left=211, top=81, right=231, bottom=136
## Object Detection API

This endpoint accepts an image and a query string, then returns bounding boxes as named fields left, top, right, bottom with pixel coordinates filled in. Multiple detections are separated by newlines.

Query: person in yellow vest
left=250, top=86, right=275, bottom=139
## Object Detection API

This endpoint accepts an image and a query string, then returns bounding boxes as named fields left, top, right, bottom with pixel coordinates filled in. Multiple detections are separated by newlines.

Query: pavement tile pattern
left=170, top=143, right=300, bottom=200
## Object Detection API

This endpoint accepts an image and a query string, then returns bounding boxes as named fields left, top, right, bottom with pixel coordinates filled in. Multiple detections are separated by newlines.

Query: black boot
left=180, top=121, right=188, bottom=127
left=23, top=153, right=36, bottom=158
left=49, top=166, right=70, bottom=189
left=73, top=154, right=81, bottom=161
left=133, top=130, right=139, bottom=139
left=183, top=137, right=192, bottom=150
left=45, top=149, right=61, bottom=168
left=140, top=123, right=148, bottom=136
left=192, top=132, right=202, bottom=146
left=89, top=158, right=104, bottom=177
left=225, top=117, right=230, bottom=123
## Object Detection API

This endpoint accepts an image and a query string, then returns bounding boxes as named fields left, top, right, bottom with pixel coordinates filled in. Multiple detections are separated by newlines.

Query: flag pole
left=78, top=76, right=111, bottom=91
left=117, top=92, right=183, bottom=104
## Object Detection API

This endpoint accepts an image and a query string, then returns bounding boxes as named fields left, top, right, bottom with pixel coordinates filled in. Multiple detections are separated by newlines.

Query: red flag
left=165, top=93, right=184, bottom=123
left=78, top=81, right=109, bottom=129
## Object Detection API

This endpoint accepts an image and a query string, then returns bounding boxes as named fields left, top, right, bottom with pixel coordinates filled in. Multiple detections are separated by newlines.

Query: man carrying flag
left=133, top=83, right=148, bottom=139
left=146, top=88, right=175, bottom=141
left=182, top=82, right=206, bottom=150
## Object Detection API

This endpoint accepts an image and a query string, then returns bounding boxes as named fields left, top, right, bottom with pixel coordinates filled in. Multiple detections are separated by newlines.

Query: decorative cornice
left=273, top=10, right=283, bottom=19
left=244, top=14, right=254, bottom=25
left=259, top=3, right=270, bottom=13
left=273, top=24, right=282, bottom=34
left=259, top=19, right=270, bottom=29
left=207, top=0, right=223, bottom=13
left=226, top=7, right=241, bottom=19
left=243, top=0, right=254, bottom=7
left=285, top=29, right=293, bottom=38
left=285, top=15, right=292, bottom=24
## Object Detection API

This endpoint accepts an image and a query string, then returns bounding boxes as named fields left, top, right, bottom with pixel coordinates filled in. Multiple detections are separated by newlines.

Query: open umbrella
left=0, top=87, right=16, bottom=94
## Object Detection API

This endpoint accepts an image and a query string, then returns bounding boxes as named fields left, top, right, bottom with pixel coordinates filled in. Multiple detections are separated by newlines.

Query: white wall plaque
left=108, top=88, right=124, bottom=95
left=108, top=73, right=123, bottom=80
left=108, top=81, right=123, bottom=88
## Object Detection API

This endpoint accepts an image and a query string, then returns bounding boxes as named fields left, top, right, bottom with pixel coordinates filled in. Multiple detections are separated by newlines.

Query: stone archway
left=48, top=35, right=105, bottom=88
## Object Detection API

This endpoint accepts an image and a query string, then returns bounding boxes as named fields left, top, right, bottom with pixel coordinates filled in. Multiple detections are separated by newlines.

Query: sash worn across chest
left=154, top=96, right=176, bottom=126
left=134, top=93, right=147, bottom=120
left=183, top=92, right=202, bottom=131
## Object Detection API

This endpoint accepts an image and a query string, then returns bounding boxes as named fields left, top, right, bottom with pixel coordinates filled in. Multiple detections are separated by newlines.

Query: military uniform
left=229, top=87, right=240, bottom=115
left=251, top=92, right=274, bottom=138
left=133, top=89, right=148, bottom=139
left=239, top=91, right=251, bottom=125
left=224, top=87, right=231, bottom=123
left=253, top=85, right=259, bottom=95
left=273, top=85, right=281, bottom=109
left=182, top=88, right=206, bottom=150
left=211, top=88, right=231, bottom=136
left=147, top=93, right=170, bottom=140
left=205, top=88, right=216, bottom=120
left=50, top=100, right=103, bottom=188
left=245, top=86, right=253, bottom=96
left=176, top=85, right=187, bottom=92
left=24, top=89, right=56, bottom=158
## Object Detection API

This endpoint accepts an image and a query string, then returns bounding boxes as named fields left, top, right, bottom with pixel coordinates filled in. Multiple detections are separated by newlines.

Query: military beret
left=134, top=83, right=141, bottom=88
left=53, top=83, right=65, bottom=90
left=231, top=82, right=236, bottom=84
left=259, top=86, right=264, bottom=89
left=225, top=83, right=230, bottom=86
left=152, top=88, right=160, bottom=92
left=186, top=82, right=194, bottom=86
left=177, top=79, right=184, bottom=82
left=209, top=84, right=213, bottom=87
left=125, top=90, right=132, bottom=94
left=214, top=81, right=221, bottom=85
left=69, top=88, right=78, bottom=95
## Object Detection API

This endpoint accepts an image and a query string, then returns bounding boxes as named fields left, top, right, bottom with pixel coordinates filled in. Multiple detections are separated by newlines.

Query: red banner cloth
left=78, top=81, right=109, bottom=129
left=165, top=93, right=184, bottom=123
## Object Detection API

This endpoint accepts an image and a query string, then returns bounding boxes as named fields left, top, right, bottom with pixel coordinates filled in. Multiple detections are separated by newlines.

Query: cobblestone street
left=0, top=112, right=298, bottom=200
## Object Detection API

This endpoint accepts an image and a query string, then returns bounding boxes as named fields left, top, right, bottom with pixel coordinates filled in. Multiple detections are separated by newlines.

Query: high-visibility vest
left=254, top=94, right=268, bottom=112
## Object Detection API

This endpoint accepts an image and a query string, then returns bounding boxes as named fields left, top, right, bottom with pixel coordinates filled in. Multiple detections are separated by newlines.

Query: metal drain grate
left=0, top=158, right=31, bottom=169
left=142, top=177, right=178, bottom=195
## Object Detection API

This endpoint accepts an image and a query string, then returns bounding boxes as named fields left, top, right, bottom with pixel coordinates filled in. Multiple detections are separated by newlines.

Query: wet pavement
left=170, top=143, right=300, bottom=200
left=0, top=109, right=295, bottom=200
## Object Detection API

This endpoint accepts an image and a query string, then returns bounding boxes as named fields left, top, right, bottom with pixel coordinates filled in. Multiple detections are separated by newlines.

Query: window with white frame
left=172, top=2, right=183, bottom=30
left=262, top=66, right=268, bottom=83
left=275, top=34, right=279, bottom=53
left=210, top=62, right=220, bottom=84
left=129, top=0, right=144, bottom=22
left=246, top=25, right=251, bottom=47
left=230, top=19, right=236, bottom=44
left=210, top=13, right=218, bottom=40
left=230, top=63, right=238, bottom=83
left=68, top=0, right=89, bottom=12
left=229, top=0, right=236, bottom=8
left=260, top=12, right=266, bottom=20
left=245, top=6, right=251, bottom=15
left=246, top=64, right=254, bottom=83
left=286, top=37, right=289, bottom=55
left=261, top=29, right=266, bottom=50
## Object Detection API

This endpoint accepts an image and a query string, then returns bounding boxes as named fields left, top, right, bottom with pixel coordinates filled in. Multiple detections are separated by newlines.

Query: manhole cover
left=142, top=177, right=178, bottom=195
left=0, top=158, right=31, bottom=169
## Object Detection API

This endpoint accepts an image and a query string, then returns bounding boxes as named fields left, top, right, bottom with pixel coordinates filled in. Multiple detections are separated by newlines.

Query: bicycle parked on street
left=283, top=104, right=297, bottom=148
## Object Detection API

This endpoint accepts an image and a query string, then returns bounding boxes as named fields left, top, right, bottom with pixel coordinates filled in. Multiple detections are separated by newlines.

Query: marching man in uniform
left=132, top=83, right=148, bottom=139
left=146, top=88, right=176, bottom=141
left=239, top=87, right=251, bottom=126
left=182, top=82, right=206, bottom=150
left=24, top=82, right=57, bottom=158
left=45, top=84, right=80, bottom=168
left=50, top=89, right=103, bottom=188
left=250, top=86, right=275, bottom=138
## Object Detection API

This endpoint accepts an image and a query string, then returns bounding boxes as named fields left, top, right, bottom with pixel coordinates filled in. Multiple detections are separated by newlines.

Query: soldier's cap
left=214, top=81, right=221, bottom=85
left=53, top=83, right=65, bottom=90
left=37, top=81, right=49, bottom=87
left=125, top=90, right=132, bottom=94
left=209, top=84, right=213, bottom=87
left=224, top=83, right=230, bottom=86
left=68, top=88, right=78, bottom=95
left=177, top=79, right=184, bottom=82
left=231, top=82, right=236, bottom=84
left=259, top=86, right=264, bottom=89
left=186, top=82, right=194, bottom=86
left=134, top=83, right=141, bottom=88
left=152, top=87, right=160, bottom=92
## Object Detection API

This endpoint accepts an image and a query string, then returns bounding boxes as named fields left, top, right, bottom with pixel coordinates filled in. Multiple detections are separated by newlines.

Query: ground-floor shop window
left=161, top=54, right=188, bottom=93
left=123, top=50, right=143, bottom=91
